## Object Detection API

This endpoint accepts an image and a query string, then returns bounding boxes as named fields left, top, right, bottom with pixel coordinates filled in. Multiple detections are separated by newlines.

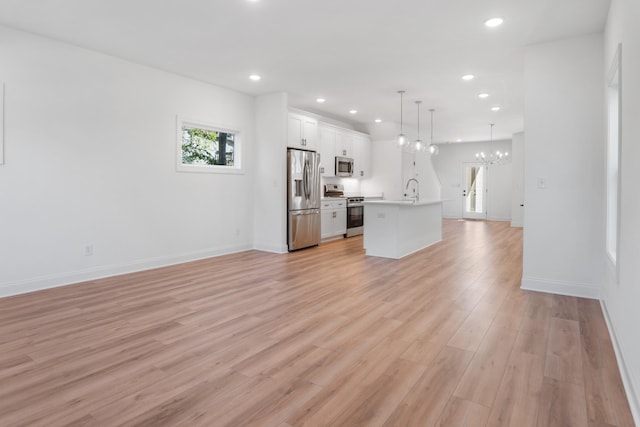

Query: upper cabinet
left=318, top=123, right=371, bottom=179
left=352, top=134, right=371, bottom=179
left=319, top=125, right=336, bottom=177
left=335, top=130, right=353, bottom=158
left=288, top=113, right=318, bottom=151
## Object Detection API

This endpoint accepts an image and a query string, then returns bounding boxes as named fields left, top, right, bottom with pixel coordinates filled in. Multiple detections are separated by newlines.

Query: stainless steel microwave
left=335, top=156, right=354, bottom=177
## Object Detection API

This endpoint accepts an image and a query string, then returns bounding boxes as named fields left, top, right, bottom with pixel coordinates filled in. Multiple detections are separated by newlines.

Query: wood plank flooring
left=0, top=219, right=635, bottom=426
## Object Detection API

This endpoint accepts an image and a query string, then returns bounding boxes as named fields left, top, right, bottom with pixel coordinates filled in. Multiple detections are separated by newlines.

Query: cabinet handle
left=360, top=171, right=364, bottom=176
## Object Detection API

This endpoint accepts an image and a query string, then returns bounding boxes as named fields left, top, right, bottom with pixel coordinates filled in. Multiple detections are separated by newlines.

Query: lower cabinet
left=321, top=199, right=346, bottom=240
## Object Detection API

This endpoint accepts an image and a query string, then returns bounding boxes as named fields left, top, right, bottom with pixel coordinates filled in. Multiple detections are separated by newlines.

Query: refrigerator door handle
left=303, top=159, right=311, bottom=200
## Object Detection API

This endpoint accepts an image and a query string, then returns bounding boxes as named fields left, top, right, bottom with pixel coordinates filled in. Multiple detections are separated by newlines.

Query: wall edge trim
left=600, top=299, right=640, bottom=426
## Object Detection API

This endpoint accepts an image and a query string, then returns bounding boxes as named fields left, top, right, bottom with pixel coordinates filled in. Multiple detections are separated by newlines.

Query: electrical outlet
left=377, top=212, right=386, bottom=219
left=84, top=245, right=93, bottom=256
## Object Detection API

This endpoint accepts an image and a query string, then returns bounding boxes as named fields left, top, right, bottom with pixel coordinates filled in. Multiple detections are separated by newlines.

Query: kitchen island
left=363, top=199, right=442, bottom=259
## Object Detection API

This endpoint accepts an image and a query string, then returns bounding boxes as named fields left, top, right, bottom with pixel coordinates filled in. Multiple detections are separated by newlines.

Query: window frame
left=605, top=44, right=622, bottom=280
left=176, top=116, right=244, bottom=174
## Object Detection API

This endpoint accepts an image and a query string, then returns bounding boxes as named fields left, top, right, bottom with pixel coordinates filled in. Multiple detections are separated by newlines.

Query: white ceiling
left=0, top=0, right=610, bottom=142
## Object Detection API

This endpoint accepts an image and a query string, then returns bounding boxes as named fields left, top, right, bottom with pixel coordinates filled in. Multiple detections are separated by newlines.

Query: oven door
left=346, top=204, right=364, bottom=237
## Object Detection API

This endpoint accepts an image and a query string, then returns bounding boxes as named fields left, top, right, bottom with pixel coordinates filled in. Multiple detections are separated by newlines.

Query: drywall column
left=602, top=0, right=640, bottom=422
left=253, top=92, right=288, bottom=253
left=522, top=34, right=604, bottom=298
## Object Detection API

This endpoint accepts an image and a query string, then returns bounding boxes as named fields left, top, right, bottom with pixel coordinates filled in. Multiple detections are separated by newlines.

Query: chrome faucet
left=405, top=178, right=419, bottom=202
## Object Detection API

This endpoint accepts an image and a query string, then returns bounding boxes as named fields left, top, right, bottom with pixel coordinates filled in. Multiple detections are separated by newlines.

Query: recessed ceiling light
left=484, top=17, right=504, bottom=28
left=316, top=98, right=325, bottom=103
left=349, top=110, right=358, bottom=114
left=491, top=106, right=501, bottom=111
left=249, top=74, right=261, bottom=81
left=461, top=74, right=475, bottom=81
left=456, top=138, right=462, bottom=142
left=375, top=119, right=382, bottom=123
left=478, top=93, right=489, bottom=99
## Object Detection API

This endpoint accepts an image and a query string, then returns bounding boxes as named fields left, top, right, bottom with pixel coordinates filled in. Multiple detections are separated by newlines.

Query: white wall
left=511, top=132, right=525, bottom=227
left=0, top=25, right=256, bottom=297
left=432, top=140, right=512, bottom=220
left=603, top=0, right=640, bottom=422
left=361, top=139, right=404, bottom=200
left=522, top=34, right=604, bottom=298
left=403, top=149, right=442, bottom=202
left=361, top=121, right=441, bottom=201
left=254, top=92, right=288, bottom=253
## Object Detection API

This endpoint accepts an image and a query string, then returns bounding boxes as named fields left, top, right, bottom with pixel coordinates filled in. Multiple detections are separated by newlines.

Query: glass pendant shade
left=397, top=90, right=407, bottom=147
left=428, top=108, right=438, bottom=156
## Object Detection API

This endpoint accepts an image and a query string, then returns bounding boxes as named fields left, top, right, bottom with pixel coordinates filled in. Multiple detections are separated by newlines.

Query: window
left=176, top=118, right=242, bottom=173
left=606, top=45, right=621, bottom=270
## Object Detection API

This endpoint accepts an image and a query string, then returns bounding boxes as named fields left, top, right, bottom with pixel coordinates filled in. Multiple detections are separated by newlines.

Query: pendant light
left=396, top=90, right=407, bottom=147
left=475, top=123, right=509, bottom=164
left=414, top=101, right=425, bottom=152
left=428, top=109, right=439, bottom=155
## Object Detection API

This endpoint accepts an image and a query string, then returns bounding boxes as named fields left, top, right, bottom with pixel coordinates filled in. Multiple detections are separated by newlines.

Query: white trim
left=0, top=82, right=4, bottom=165
left=521, top=276, right=600, bottom=299
left=487, top=216, right=511, bottom=222
left=510, top=220, right=524, bottom=228
left=605, top=44, right=622, bottom=283
left=600, top=300, right=640, bottom=426
left=176, top=115, right=244, bottom=174
left=0, top=244, right=252, bottom=299
left=253, top=243, right=288, bottom=254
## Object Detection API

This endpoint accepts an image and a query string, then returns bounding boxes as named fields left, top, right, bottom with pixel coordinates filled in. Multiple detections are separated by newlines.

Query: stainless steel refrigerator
left=287, top=148, right=321, bottom=251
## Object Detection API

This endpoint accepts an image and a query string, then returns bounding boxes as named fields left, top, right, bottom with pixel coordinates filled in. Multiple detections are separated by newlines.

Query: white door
left=462, top=164, right=487, bottom=219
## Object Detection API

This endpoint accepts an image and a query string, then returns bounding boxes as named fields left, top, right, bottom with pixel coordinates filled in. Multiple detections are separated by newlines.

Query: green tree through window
left=181, top=125, right=235, bottom=166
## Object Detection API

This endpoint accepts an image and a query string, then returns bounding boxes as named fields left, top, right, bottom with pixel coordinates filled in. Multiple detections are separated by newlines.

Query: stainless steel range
left=324, top=184, right=364, bottom=238
left=346, top=196, right=364, bottom=237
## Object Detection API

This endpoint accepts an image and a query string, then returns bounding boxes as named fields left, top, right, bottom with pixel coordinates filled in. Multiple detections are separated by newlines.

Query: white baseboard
left=0, top=244, right=253, bottom=299
left=253, top=242, right=288, bottom=254
left=600, top=300, right=640, bottom=426
left=487, top=216, right=512, bottom=222
left=521, top=276, right=600, bottom=299
left=511, top=220, right=524, bottom=228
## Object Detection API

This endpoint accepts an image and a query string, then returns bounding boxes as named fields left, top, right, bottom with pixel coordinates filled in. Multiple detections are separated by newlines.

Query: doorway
left=462, top=164, right=487, bottom=219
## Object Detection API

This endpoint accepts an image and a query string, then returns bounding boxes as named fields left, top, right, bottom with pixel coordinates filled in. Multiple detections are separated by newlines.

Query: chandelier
left=475, top=123, right=508, bottom=165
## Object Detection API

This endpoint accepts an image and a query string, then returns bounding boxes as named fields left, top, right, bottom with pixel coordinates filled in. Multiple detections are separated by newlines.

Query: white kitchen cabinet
left=335, top=130, right=352, bottom=158
left=318, top=124, right=336, bottom=177
left=352, top=134, right=371, bottom=179
left=288, top=113, right=318, bottom=150
left=321, top=199, right=346, bottom=239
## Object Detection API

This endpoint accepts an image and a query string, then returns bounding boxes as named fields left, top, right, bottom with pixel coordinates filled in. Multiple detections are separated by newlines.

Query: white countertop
left=363, top=199, right=442, bottom=207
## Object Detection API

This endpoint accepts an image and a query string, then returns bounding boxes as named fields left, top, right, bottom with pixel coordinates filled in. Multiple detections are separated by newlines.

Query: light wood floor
left=0, top=220, right=634, bottom=426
